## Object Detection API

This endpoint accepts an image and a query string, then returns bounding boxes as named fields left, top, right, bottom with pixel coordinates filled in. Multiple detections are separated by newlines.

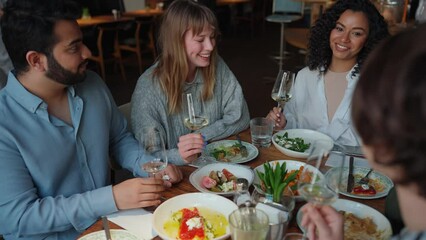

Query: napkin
left=107, top=208, right=156, bottom=240
left=326, top=153, right=370, bottom=168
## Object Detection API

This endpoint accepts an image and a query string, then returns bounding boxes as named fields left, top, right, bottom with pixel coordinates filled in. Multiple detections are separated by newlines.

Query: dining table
left=122, top=8, right=164, bottom=18
left=77, top=15, right=133, bottom=28
left=216, top=0, right=250, bottom=6
left=78, top=128, right=386, bottom=239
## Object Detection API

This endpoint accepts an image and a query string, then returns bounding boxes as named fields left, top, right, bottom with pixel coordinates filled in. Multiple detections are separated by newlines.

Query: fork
left=236, top=134, right=248, bottom=157
left=358, top=169, right=373, bottom=185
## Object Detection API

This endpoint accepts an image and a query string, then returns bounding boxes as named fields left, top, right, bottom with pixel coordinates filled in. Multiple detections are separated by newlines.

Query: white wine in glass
left=182, top=92, right=214, bottom=167
left=183, top=116, right=209, bottom=131
left=271, top=70, right=295, bottom=108
left=141, top=128, right=168, bottom=177
left=297, top=141, right=345, bottom=205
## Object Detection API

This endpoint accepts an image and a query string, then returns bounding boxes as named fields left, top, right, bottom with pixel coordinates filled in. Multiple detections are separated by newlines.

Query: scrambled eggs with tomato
left=163, top=207, right=228, bottom=240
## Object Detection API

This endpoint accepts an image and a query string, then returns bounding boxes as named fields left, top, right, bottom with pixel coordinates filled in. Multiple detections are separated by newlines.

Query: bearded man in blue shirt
left=0, top=0, right=183, bottom=239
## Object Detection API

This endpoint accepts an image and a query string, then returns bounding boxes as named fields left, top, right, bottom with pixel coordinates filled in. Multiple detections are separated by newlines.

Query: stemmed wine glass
left=182, top=92, right=215, bottom=167
left=297, top=140, right=345, bottom=206
left=141, top=127, right=168, bottom=177
left=271, top=70, right=295, bottom=110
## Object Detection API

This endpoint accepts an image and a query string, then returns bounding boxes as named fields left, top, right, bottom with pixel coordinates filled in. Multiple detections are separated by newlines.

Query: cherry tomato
left=353, top=185, right=376, bottom=195
left=222, top=168, right=235, bottom=180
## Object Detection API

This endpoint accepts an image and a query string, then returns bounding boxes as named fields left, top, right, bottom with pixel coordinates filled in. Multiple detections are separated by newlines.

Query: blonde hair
left=153, top=0, right=219, bottom=114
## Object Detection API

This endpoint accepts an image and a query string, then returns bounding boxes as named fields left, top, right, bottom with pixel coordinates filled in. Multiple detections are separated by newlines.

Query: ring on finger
left=162, top=174, right=171, bottom=181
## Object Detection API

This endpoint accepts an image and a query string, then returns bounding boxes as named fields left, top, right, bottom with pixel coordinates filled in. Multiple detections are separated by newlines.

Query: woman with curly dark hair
left=267, top=0, right=389, bottom=146
left=300, top=23, right=426, bottom=240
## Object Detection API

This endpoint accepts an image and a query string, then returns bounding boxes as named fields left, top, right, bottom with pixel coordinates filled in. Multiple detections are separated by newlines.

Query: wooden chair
left=118, top=18, right=157, bottom=74
left=88, top=22, right=127, bottom=82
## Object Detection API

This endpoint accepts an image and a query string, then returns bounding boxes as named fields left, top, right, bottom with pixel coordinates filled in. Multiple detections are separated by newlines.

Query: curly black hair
left=307, top=0, right=389, bottom=75
left=352, top=24, right=426, bottom=198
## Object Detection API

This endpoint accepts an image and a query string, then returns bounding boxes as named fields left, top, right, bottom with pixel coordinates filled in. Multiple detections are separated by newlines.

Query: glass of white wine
left=271, top=70, right=295, bottom=110
left=297, top=140, right=345, bottom=206
left=141, top=127, right=168, bottom=177
left=182, top=92, right=215, bottom=167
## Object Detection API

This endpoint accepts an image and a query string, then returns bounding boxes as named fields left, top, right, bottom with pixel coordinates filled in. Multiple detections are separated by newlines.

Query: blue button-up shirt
left=0, top=71, right=149, bottom=239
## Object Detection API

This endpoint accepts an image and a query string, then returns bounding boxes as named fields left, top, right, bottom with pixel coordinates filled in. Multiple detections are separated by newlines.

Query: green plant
left=255, top=161, right=299, bottom=203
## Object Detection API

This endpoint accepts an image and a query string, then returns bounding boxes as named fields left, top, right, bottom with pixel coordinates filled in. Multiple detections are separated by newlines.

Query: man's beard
left=45, top=54, right=88, bottom=85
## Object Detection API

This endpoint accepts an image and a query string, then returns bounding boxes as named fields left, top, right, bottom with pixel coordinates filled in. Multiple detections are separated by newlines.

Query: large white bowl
left=152, top=193, right=238, bottom=240
left=253, top=160, right=323, bottom=201
left=272, top=129, right=334, bottom=158
left=189, top=162, right=254, bottom=196
left=297, top=199, right=392, bottom=239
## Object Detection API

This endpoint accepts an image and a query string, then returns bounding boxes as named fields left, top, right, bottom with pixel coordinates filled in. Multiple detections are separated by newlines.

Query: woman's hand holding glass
left=179, top=93, right=215, bottom=166
left=267, top=70, right=295, bottom=130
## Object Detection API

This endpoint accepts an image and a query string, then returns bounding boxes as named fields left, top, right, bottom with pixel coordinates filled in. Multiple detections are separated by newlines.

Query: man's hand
left=266, top=107, right=287, bottom=130
left=177, top=133, right=204, bottom=163
left=155, top=164, right=183, bottom=187
left=301, top=204, right=344, bottom=240
left=112, top=178, right=165, bottom=210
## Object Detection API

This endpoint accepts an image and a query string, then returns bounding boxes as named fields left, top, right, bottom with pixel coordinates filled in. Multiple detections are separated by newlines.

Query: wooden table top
left=216, top=0, right=250, bottom=6
left=77, top=15, right=133, bottom=28
left=79, top=128, right=386, bottom=239
left=122, top=8, right=164, bottom=18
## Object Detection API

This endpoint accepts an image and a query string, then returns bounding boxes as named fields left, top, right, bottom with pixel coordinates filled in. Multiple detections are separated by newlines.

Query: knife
left=102, top=216, right=112, bottom=240
left=332, top=144, right=364, bottom=158
left=347, top=156, right=355, bottom=193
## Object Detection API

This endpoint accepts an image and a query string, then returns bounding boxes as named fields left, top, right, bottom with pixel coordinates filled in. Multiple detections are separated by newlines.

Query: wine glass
left=141, top=127, right=168, bottom=177
left=271, top=70, right=295, bottom=110
left=297, top=140, right=345, bottom=206
left=182, top=92, right=209, bottom=131
left=182, top=92, right=215, bottom=167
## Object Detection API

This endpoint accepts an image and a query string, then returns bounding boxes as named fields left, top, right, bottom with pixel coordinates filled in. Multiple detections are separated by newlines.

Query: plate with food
left=296, top=199, right=392, bottom=240
left=272, top=129, right=334, bottom=158
left=189, top=162, right=254, bottom=196
left=253, top=160, right=323, bottom=201
left=152, top=192, right=238, bottom=240
left=325, top=167, right=394, bottom=199
left=78, top=229, right=139, bottom=240
left=207, top=140, right=259, bottom=164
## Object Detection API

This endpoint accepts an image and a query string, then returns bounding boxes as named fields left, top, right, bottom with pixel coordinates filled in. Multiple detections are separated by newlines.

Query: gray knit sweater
left=130, top=57, right=250, bottom=165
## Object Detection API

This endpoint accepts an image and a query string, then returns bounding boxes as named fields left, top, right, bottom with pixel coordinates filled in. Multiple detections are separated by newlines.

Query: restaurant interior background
left=75, top=0, right=420, bottom=133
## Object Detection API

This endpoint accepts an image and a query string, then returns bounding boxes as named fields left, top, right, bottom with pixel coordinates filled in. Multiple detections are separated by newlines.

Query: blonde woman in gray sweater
left=131, top=0, right=250, bottom=165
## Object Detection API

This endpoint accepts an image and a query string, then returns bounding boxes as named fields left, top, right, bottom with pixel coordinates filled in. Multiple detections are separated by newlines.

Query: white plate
left=78, top=229, right=140, bottom=240
left=252, top=160, right=323, bottom=201
left=326, top=167, right=394, bottom=199
left=152, top=193, right=238, bottom=240
left=207, top=140, right=259, bottom=164
left=296, top=199, right=392, bottom=239
left=189, top=162, right=254, bottom=196
left=272, top=129, right=334, bottom=158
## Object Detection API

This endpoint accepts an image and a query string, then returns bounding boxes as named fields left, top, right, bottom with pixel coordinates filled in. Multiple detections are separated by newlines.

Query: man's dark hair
left=1, top=0, right=81, bottom=75
left=352, top=24, right=426, bottom=198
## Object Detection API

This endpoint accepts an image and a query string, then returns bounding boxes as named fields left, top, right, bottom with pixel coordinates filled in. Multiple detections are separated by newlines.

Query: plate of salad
left=189, top=162, right=254, bottom=196
left=207, top=140, right=259, bottom=164
left=272, top=129, right=334, bottom=158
